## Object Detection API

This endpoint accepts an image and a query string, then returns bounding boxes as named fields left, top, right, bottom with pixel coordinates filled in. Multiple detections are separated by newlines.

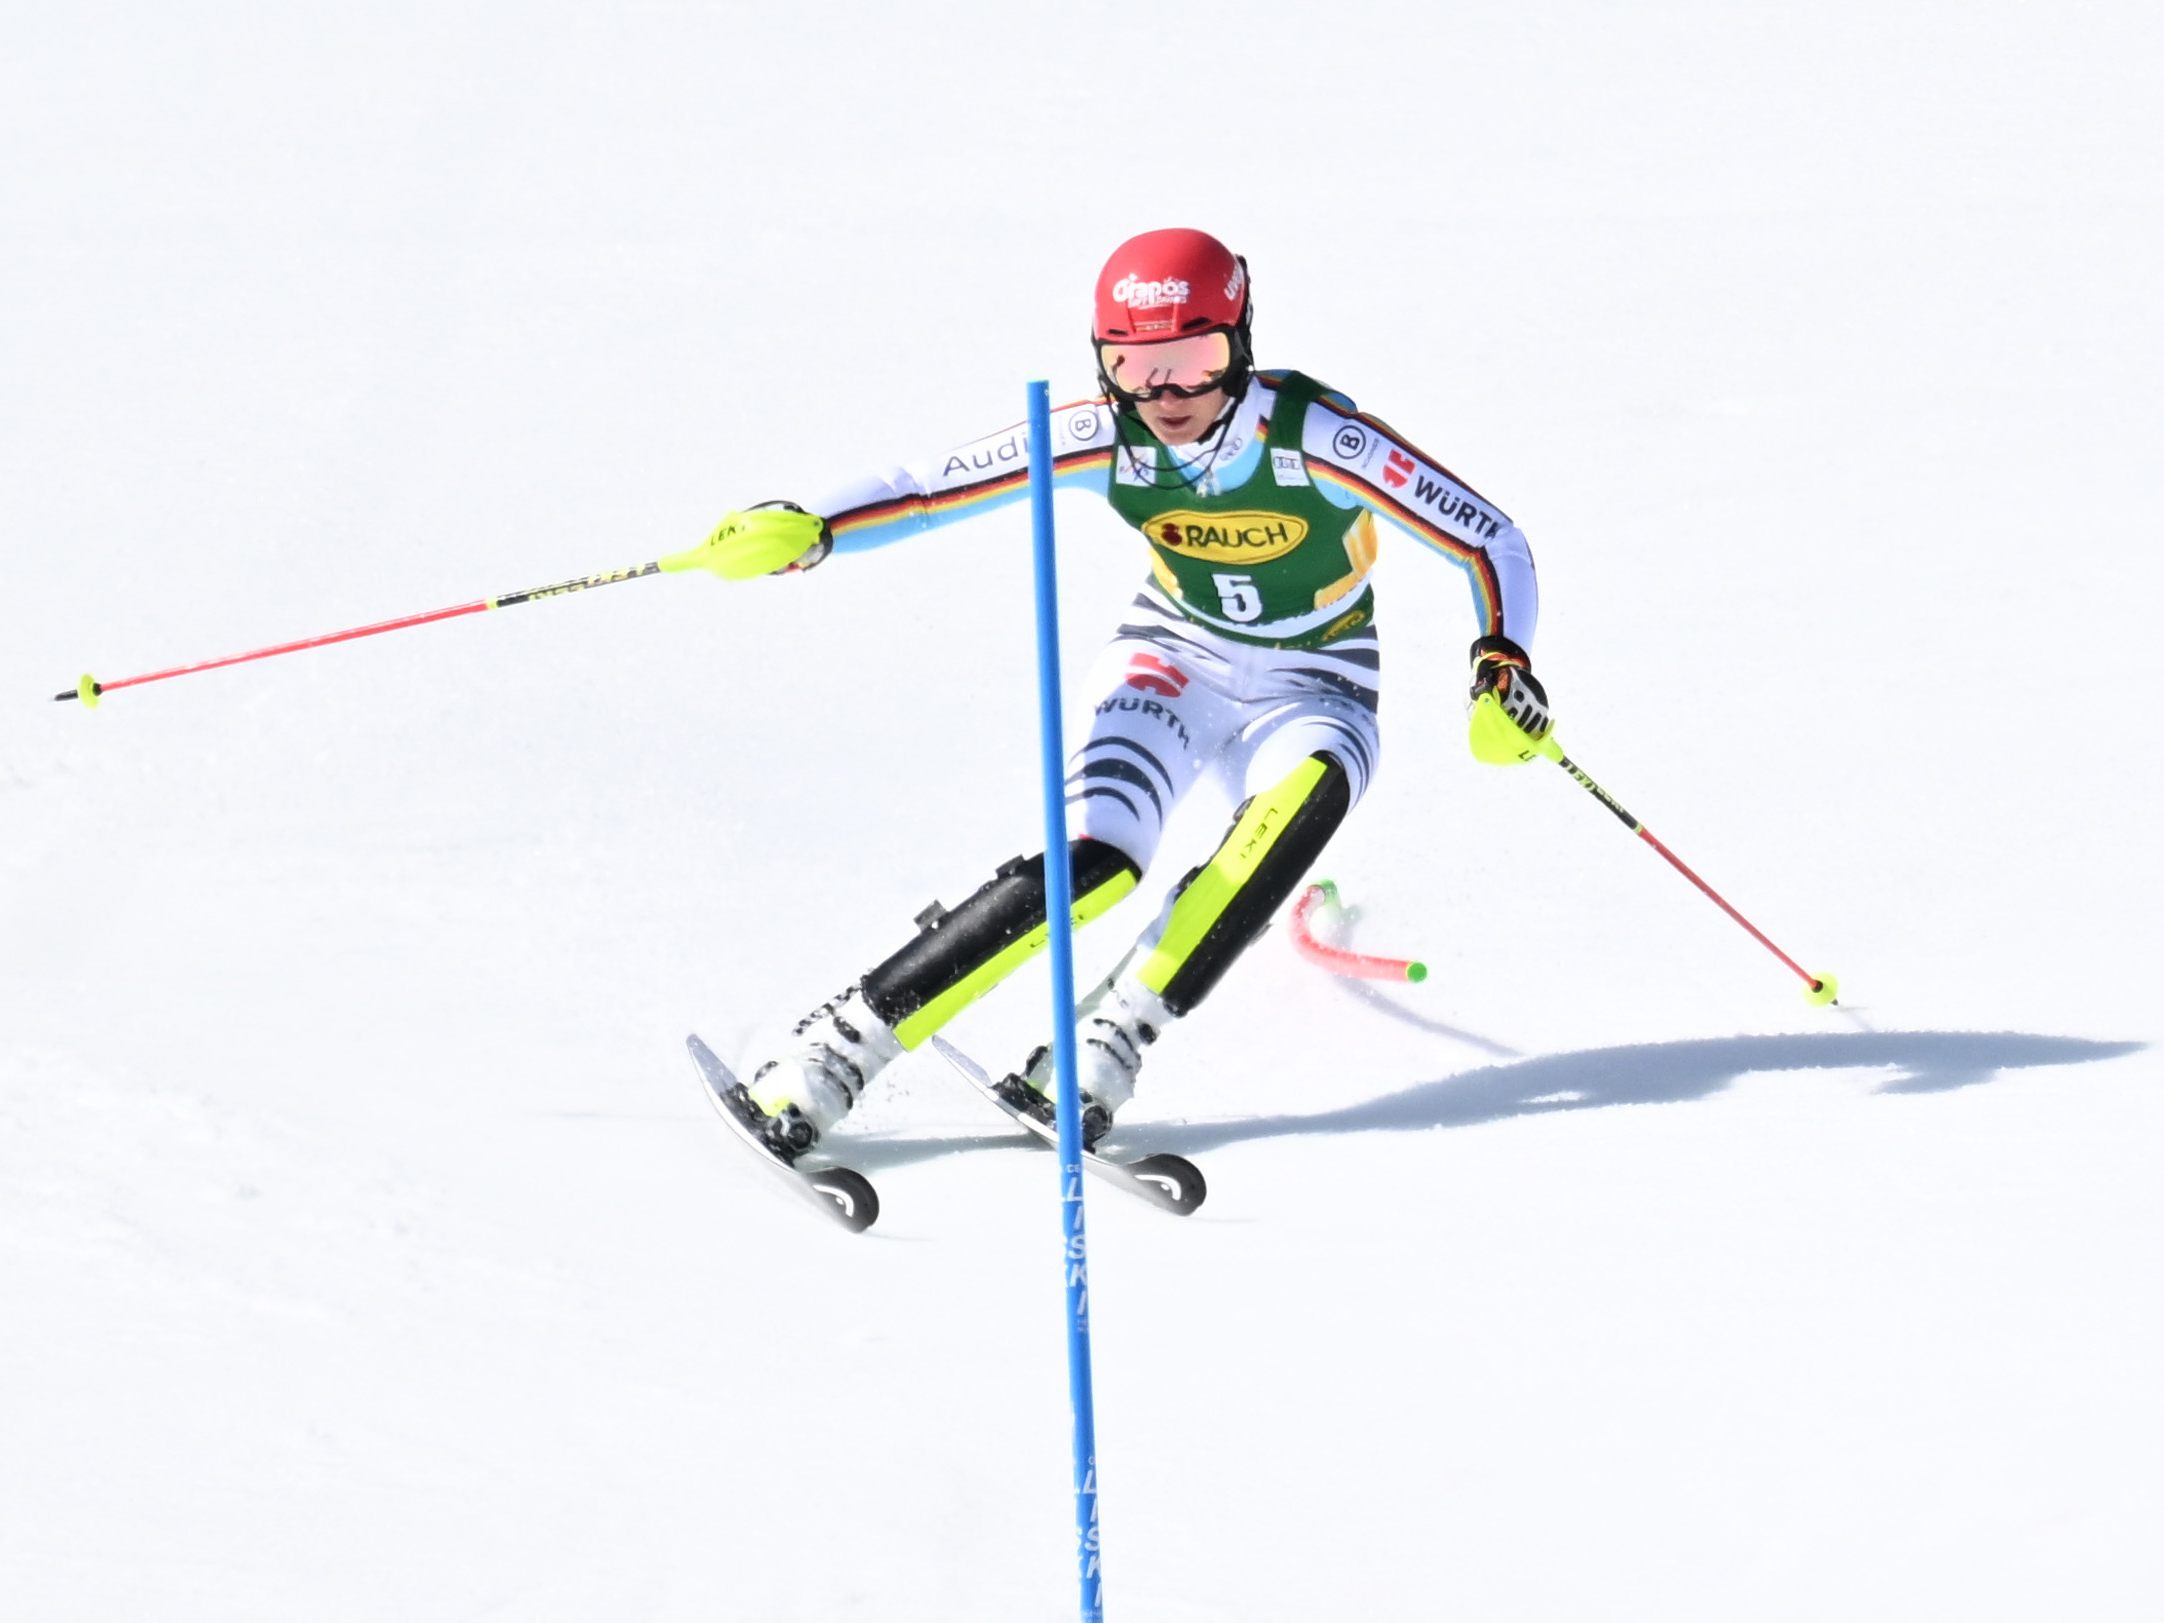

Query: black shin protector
left=859, top=838, right=1141, bottom=1048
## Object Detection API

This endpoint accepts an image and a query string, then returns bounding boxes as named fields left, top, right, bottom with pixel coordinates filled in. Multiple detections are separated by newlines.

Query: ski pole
left=1475, top=694, right=1840, bottom=1005
left=52, top=535, right=739, bottom=708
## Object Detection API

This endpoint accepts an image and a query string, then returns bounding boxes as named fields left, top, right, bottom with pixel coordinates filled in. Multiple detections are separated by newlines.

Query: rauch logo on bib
left=1150, top=510, right=1310, bottom=562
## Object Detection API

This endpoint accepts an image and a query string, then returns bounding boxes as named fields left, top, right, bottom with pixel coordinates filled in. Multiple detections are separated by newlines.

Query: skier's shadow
left=844, top=1030, right=2143, bottom=1170
left=1136, top=1029, right=2146, bottom=1157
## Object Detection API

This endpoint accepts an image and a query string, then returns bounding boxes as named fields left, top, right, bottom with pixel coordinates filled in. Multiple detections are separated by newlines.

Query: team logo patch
left=1332, top=423, right=1369, bottom=461
left=1270, top=448, right=1309, bottom=486
left=1124, top=653, right=1190, bottom=698
left=1148, top=509, right=1310, bottom=562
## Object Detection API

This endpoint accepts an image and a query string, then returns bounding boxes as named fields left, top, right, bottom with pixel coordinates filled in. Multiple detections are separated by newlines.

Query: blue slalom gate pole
left=1025, top=379, right=1104, bottom=1623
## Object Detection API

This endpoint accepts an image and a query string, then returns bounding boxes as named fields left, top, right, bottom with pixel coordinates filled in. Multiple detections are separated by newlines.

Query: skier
left=700, top=228, right=1550, bottom=1158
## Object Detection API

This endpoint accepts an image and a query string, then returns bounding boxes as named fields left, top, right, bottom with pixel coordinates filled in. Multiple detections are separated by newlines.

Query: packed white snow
left=5, top=4, right=2159, bottom=1618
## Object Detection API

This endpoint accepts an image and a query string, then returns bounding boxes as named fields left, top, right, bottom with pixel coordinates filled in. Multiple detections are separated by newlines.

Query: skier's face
left=1133, top=387, right=1228, bottom=445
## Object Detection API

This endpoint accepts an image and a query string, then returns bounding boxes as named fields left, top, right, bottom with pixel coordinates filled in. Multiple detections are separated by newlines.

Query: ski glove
left=679, top=502, right=832, bottom=581
left=1466, top=634, right=1553, bottom=765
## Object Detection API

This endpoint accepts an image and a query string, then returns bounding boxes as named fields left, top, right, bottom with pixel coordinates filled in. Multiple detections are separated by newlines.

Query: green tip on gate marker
left=1404, top=961, right=1428, bottom=983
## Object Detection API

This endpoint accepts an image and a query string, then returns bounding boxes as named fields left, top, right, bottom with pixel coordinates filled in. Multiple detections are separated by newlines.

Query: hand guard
left=1466, top=634, right=1553, bottom=764
left=671, top=502, right=832, bottom=581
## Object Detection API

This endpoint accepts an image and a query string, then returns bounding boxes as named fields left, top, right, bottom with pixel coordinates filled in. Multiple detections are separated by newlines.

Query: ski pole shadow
left=1331, top=978, right=1523, bottom=1059
left=1139, top=1030, right=2148, bottom=1156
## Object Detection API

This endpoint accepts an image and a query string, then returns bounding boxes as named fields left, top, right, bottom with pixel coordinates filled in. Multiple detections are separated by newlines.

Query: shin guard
left=1137, top=752, right=1352, bottom=1016
left=860, top=838, right=1141, bottom=1049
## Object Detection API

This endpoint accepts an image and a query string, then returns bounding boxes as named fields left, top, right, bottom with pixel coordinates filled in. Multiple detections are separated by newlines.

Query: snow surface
left=5, top=4, right=2161, bottom=1619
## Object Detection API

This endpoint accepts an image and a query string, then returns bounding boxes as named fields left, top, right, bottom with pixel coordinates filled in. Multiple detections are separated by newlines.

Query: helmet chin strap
left=1111, top=372, right=1252, bottom=492
left=1190, top=387, right=1244, bottom=443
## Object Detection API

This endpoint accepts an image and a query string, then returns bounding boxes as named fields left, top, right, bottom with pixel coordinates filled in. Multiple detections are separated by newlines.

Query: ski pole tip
left=54, top=674, right=101, bottom=707
left=1805, top=972, right=1840, bottom=1006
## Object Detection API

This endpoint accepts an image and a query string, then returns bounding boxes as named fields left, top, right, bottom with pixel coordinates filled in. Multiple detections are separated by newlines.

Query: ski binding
left=687, top=1033, right=879, bottom=1233
left=929, top=1035, right=1206, bottom=1216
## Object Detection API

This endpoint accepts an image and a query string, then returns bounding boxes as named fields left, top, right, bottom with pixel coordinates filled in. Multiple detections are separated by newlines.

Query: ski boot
left=742, top=986, right=901, bottom=1162
left=995, top=973, right=1172, bottom=1150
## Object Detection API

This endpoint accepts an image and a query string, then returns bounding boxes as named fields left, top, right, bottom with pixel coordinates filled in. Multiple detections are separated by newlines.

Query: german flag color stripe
left=828, top=446, right=1115, bottom=543
left=1309, top=462, right=1504, bottom=635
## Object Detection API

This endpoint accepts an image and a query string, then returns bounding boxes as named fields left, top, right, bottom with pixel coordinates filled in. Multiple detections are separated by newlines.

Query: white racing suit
left=771, top=368, right=1538, bottom=1097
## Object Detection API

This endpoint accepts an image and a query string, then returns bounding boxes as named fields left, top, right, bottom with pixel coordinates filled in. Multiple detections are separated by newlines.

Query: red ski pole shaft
left=1488, top=697, right=1838, bottom=1005
left=53, top=552, right=703, bottom=708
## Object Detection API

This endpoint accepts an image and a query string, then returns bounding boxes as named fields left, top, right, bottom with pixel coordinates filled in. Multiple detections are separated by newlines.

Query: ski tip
left=809, top=1167, right=880, bottom=1232
left=1129, top=1152, right=1207, bottom=1216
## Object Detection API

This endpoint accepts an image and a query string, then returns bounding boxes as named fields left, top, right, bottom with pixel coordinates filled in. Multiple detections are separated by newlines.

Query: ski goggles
left=1096, top=331, right=1234, bottom=401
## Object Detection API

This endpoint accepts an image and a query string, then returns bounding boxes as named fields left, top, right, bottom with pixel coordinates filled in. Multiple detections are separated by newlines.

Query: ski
left=929, top=1036, right=1207, bottom=1217
left=686, top=1033, right=879, bottom=1234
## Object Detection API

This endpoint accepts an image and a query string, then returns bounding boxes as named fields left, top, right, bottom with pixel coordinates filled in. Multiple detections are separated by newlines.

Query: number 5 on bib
left=1211, top=572, right=1263, bottom=623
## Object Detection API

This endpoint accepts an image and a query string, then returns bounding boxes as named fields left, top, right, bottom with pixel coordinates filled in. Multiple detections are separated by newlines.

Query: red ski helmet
left=1092, top=228, right=1254, bottom=402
